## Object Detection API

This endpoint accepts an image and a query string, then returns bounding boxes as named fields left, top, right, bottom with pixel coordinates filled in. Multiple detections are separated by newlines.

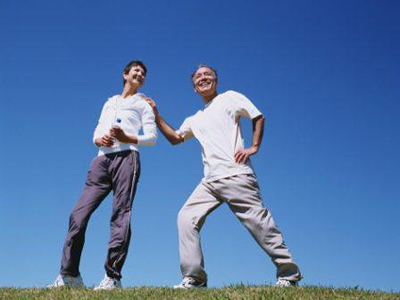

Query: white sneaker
left=94, top=274, right=122, bottom=290
left=173, top=277, right=207, bottom=289
left=47, top=274, right=84, bottom=288
left=276, top=278, right=298, bottom=287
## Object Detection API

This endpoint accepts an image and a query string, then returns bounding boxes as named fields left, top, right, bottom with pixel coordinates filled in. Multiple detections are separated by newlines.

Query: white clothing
left=93, top=93, right=157, bottom=156
left=176, top=90, right=262, bottom=182
left=178, top=173, right=301, bottom=283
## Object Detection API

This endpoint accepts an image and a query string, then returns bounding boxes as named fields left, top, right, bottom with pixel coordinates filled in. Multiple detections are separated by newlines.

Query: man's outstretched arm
left=234, top=114, right=265, bottom=164
left=146, top=98, right=184, bottom=145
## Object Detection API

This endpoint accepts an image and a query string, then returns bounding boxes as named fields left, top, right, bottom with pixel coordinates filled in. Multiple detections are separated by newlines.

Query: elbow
left=136, top=133, right=157, bottom=146
left=93, top=136, right=100, bottom=147
left=149, top=137, right=157, bottom=146
left=147, top=134, right=157, bottom=146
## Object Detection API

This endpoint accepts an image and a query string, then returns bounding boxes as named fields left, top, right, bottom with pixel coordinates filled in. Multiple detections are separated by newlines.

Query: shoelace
left=99, top=278, right=113, bottom=288
left=277, top=279, right=292, bottom=286
left=55, top=276, right=63, bottom=286
left=182, top=278, right=194, bottom=286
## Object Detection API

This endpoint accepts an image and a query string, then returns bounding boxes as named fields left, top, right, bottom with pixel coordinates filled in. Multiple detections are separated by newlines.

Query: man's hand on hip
left=234, top=146, right=258, bottom=164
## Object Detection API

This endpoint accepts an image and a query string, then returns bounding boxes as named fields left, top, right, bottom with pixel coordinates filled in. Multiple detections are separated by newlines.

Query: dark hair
left=191, top=64, right=218, bottom=84
left=122, top=60, right=147, bottom=86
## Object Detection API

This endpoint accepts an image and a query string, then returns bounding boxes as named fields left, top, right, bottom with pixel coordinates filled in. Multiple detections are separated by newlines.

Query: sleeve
left=92, top=102, right=109, bottom=145
left=175, top=116, right=194, bottom=141
left=136, top=102, right=157, bottom=146
left=229, top=91, right=263, bottom=119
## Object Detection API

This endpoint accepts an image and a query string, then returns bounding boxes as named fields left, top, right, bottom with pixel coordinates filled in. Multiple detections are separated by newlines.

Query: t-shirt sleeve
left=229, top=91, right=262, bottom=119
left=175, top=116, right=194, bottom=141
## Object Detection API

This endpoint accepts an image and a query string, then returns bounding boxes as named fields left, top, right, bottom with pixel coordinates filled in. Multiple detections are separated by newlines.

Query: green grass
left=1, top=285, right=399, bottom=300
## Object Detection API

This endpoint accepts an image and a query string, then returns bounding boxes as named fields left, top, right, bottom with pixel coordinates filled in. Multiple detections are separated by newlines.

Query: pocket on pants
left=243, top=173, right=260, bottom=189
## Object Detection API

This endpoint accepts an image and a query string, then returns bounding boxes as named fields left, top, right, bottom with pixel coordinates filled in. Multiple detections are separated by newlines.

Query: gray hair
left=191, top=64, right=218, bottom=83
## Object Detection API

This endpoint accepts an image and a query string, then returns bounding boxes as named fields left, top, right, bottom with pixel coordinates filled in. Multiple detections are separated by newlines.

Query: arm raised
left=146, top=98, right=184, bottom=145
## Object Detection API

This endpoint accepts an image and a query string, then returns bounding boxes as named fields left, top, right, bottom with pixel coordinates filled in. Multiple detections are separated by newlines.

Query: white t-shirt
left=176, top=90, right=262, bottom=182
left=93, top=93, right=157, bottom=156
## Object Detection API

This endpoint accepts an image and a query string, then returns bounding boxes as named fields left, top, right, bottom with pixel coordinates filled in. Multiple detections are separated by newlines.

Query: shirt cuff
left=136, top=134, right=157, bottom=146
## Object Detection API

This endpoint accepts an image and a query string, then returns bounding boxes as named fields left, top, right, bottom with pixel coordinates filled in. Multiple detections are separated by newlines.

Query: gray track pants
left=60, top=150, right=140, bottom=280
left=178, top=173, right=301, bottom=283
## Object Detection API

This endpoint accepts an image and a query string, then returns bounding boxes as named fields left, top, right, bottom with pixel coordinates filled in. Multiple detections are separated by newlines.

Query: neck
left=121, top=83, right=139, bottom=99
left=202, top=91, right=218, bottom=104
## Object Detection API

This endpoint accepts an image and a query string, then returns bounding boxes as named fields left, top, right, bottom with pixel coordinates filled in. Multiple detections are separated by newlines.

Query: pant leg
left=178, top=181, right=222, bottom=283
left=104, top=150, right=140, bottom=279
left=60, top=155, right=112, bottom=277
left=220, top=174, right=302, bottom=281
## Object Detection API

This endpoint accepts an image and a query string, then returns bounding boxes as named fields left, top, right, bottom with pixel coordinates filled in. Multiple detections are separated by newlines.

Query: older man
left=146, top=64, right=302, bottom=288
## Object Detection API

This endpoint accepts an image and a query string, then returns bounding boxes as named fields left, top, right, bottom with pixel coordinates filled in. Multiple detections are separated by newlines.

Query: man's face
left=192, top=67, right=217, bottom=96
left=123, top=65, right=146, bottom=88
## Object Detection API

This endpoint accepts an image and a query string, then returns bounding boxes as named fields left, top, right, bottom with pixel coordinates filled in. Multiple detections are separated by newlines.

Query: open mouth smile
left=132, top=76, right=144, bottom=83
left=198, top=80, right=211, bottom=88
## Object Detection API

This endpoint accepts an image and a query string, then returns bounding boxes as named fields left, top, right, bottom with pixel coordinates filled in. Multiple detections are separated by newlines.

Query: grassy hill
left=1, top=285, right=398, bottom=299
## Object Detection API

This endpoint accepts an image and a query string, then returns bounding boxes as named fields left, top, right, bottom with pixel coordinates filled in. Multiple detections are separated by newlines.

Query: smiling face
left=192, top=67, right=218, bottom=98
left=123, top=64, right=146, bottom=89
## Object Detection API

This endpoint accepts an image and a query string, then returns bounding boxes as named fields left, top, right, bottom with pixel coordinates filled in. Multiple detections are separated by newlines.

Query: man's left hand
left=234, top=146, right=258, bottom=164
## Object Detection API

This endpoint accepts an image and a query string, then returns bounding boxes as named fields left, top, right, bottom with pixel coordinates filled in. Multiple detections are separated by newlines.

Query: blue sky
left=1, top=0, right=399, bottom=292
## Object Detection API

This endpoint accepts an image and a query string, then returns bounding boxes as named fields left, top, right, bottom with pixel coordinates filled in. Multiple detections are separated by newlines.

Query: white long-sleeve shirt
left=93, top=93, right=157, bottom=156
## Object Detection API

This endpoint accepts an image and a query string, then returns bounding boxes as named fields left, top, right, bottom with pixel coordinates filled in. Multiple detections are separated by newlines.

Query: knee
left=177, top=208, right=196, bottom=229
left=68, top=210, right=87, bottom=233
left=177, top=208, right=189, bottom=226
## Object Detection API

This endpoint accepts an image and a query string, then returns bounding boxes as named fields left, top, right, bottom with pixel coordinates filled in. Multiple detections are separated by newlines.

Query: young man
left=48, top=60, right=157, bottom=290
left=146, top=64, right=301, bottom=288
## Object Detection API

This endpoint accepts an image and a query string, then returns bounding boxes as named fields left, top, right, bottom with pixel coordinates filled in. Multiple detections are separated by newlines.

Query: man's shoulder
left=220, top=90, right=247, bottom=99
left=215, top=91, right=249, bottom=107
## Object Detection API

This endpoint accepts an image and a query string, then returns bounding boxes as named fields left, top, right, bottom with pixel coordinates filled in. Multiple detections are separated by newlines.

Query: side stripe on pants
left=60, top=150, right=140, bottom=280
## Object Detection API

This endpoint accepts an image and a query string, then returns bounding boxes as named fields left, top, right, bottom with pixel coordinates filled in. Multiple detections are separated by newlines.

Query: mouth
left=198, top=80, right=211, bottom=88
left=132, top=76, right=144, bottom=84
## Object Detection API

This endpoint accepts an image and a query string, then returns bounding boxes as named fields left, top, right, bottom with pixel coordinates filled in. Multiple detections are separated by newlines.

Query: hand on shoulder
left=145, top=97, right=159, bottom=116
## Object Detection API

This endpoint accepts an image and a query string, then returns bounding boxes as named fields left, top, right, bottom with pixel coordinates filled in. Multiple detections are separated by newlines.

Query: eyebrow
left=133, top=67, right=145, bottom=73
left=196, top=71, right=212, bottom=77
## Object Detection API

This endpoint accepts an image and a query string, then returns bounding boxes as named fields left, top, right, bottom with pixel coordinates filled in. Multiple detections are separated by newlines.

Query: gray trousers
left=178, top=173, right=301, bottom=283
left=60, top=150, right=140, bottom=280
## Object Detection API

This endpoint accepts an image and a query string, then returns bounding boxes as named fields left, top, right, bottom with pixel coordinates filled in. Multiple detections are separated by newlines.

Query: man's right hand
left=146, top=98, right=159, bottom=117
left=95, top=134, right=114, bottom=147
left=145, top=97, right=183, bottom=145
